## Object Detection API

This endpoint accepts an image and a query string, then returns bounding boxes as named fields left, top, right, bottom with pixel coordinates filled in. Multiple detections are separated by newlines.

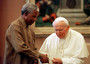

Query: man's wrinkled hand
left=40, top=54, right=49, bottom=63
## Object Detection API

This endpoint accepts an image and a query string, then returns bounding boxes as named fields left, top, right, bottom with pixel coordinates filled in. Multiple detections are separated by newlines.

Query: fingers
left=52, top=58, right=62, bottom=64
left=40, top=54, right=49, bottom=63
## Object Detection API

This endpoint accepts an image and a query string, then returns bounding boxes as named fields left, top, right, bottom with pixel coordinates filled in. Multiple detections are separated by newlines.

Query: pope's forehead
left=54, top=21, right=66, bottom=25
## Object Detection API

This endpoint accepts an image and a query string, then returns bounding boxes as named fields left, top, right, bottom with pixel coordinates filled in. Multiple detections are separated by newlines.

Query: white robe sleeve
left=61, top=57, right=84, bottom=64
left=39, top=39, right=49, bottom=55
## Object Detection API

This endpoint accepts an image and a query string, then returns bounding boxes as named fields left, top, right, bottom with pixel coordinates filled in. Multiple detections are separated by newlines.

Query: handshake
left=39, top=53, right=49, bottom=63
left=39, top=54, right=62, bottom=64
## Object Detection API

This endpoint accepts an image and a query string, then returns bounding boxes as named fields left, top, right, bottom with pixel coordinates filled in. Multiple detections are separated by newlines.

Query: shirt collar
left=18, top=16, right=27, bottom=28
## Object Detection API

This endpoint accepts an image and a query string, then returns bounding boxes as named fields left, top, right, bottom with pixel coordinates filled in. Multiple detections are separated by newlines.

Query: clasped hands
left=39, top=54, right=49, bottom=63
left=52, top=58, right=62, bottom=64
left=39, top=54, right=62, bottom=64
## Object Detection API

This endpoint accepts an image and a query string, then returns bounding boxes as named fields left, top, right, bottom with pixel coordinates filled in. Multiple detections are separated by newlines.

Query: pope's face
left=54, top=21, right=69, bottom=39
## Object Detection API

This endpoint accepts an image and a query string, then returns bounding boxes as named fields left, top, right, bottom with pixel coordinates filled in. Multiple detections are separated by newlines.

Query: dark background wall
left=0, top=0, right=25, bottom=64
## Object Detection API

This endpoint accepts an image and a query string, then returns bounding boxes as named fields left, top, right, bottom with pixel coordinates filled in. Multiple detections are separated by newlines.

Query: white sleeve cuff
left=61, top=57, right=84, bottom=64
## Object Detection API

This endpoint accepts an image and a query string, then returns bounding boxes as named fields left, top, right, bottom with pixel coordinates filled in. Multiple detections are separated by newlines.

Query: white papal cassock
left=39, top=28, right=89, bottom=64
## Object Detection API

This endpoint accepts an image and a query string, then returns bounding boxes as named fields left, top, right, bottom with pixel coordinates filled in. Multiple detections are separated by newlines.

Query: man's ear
left=24, top=11, right=28, bottom=16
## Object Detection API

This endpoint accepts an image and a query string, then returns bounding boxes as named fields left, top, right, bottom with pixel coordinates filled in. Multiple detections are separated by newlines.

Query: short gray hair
left=21, top=3, right=39, bottom=15
left=52, top=17, right=69, bottom=26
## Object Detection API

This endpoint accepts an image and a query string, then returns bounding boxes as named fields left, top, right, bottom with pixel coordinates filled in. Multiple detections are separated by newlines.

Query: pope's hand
left=52, top=58, right=62, bottom=64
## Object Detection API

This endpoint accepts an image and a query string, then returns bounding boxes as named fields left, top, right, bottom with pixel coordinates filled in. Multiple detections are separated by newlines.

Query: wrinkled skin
left=53, top=21, right=69, bottom=39
left=22, top=10, right=39, bottom=25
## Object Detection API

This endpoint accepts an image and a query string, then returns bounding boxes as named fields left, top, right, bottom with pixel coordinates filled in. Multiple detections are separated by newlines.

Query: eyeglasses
left=55, top=27, right=68, bottom=32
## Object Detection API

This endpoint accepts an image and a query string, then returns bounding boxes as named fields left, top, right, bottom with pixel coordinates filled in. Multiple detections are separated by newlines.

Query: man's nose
left=34, top=18, right=38, bottom=21
left=57, top=31, right=61, bottom=34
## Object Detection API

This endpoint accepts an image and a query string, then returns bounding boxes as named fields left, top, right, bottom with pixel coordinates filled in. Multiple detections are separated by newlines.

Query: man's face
left=25, top=10, right=39, bottom=25
left=54, top=21, right=69, bottom=39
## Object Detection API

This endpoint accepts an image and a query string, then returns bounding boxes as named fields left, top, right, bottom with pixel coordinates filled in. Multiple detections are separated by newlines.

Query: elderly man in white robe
left=39, top=17, right=89, bottom=64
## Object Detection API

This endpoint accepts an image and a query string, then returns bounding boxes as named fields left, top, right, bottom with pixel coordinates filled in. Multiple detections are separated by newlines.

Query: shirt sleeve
left=61, top=57, right=84, bottom=64
left=8, top=24, right=39, bottom=58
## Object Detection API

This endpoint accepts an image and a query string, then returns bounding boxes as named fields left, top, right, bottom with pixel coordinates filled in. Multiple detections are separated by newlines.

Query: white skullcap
left=52, top=17, right=69, bottom=26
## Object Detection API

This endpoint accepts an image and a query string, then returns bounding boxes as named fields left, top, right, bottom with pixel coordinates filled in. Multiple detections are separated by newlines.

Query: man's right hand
left=39, top=54, right=49, bottom=63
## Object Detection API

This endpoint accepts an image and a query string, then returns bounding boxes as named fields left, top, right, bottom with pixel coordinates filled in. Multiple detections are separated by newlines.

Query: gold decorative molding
left=34, top=27, right=90, bottom=37
left=26, top=0, right=35, bottom=4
